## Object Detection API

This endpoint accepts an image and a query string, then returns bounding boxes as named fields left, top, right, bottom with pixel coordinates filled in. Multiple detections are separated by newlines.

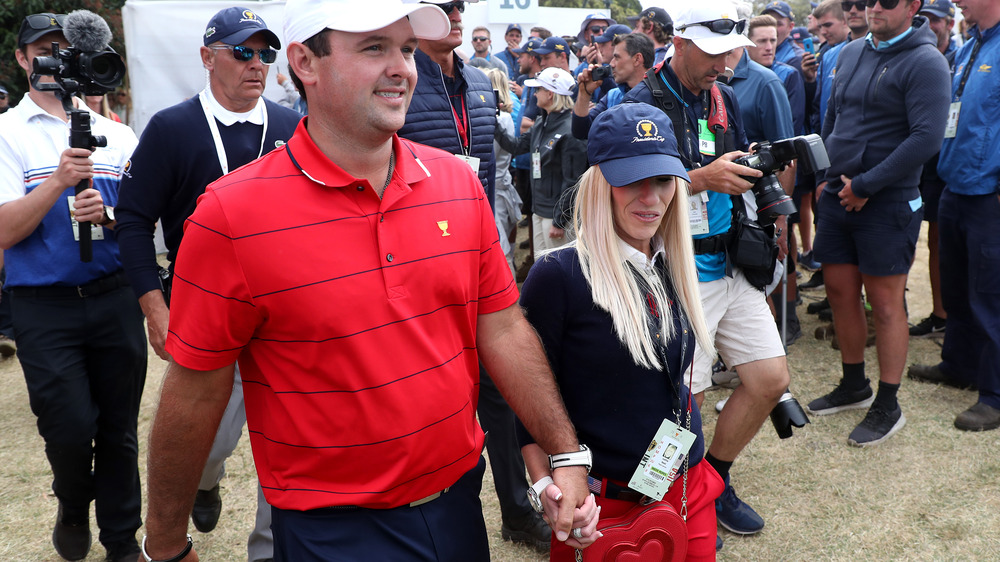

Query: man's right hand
left=52, top=148, right=94, bottom=191
left=689, top=151, right=762, bottom=195
left=139, top=289, right=171, bottom=360
left=801, top=53, right=818, bottom=83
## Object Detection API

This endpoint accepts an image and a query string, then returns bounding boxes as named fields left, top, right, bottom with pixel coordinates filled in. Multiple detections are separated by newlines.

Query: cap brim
left=19, top=27, right=63, bottom=48
left=677, top=28, right=754, bottom=56
left=338, top=3, right=450, bottom=39
left=214, top=28, right=282, bottom=49
left=599, top=154, right=690, bottom=187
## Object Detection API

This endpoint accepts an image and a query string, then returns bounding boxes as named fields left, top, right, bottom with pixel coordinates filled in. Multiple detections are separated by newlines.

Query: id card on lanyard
left=198, top=89, right=268, bottom=175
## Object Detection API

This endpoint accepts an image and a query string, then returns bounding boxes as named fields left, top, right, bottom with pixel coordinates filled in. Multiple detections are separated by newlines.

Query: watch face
left=527, top=488, right=544, bottom=513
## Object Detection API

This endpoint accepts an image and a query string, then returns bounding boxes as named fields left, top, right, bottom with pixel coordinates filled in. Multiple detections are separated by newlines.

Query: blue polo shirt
left=727, top=52, right=795, bottom=144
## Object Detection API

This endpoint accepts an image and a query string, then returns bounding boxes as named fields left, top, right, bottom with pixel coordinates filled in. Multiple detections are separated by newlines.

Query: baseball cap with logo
left=674, top=0, right=754, bottom=56
left=920, top=0, right=955, bottom=18
left=283, top=0, right=450, bottom=44
left=204, top=7, right=281, bottom=48
left=506, top=23, right=523, bottom=34
left=533, top=36, right=570, bottom=55
left=593, top=24, right=633, bottom=44
left=513, top=36, right=544, bottom=54
left=524, top=67, right=575, bottom=96
left=588, top=102, right=689, bottom=187
left=762, top=1, right=794, bottom=20
left=641, top=7, right=673, bottom=32
left=17, top=13, right=65, bottom=48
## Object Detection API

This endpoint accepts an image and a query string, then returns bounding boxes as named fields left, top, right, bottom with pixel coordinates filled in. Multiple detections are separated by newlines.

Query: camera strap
left=198, top=89, right=269, bottom=176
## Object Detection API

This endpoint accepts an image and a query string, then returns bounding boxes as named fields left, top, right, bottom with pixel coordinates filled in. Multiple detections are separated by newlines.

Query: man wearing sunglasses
left=805, top=0, right=950, bottom=447
left=115, top=7, right=301, bottom=562
left=399, top=0, right=556, bottom=553
left=626, top=0, right=793, bottom=547
left=575, top=13, right=615, bottom=72
left=469, top=26, right=509, bottom=75
left=0, top=12, right=146, bottom=562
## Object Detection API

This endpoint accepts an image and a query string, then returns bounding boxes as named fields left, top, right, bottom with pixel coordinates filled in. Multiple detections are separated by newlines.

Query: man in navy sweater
left=115, top=7, right=301, bottom=561
left=805, top=0, right=950, bottom=447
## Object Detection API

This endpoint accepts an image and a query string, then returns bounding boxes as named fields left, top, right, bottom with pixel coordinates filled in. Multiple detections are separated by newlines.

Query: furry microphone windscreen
left=64, top=10, right=113, bottom=52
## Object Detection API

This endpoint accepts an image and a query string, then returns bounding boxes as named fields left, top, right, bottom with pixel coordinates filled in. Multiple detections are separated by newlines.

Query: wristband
left=549, top=444, right=592, bottom=474
left=141, top=534, right=192, bottom=562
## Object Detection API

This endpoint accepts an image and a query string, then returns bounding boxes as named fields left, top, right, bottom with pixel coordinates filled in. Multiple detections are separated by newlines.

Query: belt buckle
left=408, top=487, right=450, bottom=508
left=77, top=285, right=86, bottom=298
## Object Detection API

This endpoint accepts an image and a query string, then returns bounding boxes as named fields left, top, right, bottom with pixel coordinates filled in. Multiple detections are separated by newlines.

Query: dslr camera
left=590, top=64, right=612, bottom=83
left=734, top=134, right=830, bottom=225
left=31, top=43, right=125, bottom=97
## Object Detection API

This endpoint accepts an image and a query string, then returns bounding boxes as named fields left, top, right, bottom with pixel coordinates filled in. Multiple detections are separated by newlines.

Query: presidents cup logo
left=241, top=10, right=261, bottom=23
left=632, top=119, right=665, bottom=143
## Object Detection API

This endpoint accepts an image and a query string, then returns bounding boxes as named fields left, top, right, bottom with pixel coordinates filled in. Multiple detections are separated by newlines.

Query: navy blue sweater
left=516, top=248, right=704, bottom=482
left=116, top=97, right=301, bottom=298
left=820, top=16, right=951, bottom=200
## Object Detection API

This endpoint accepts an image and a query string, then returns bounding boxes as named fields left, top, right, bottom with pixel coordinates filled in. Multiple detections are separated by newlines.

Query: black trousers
left=11, top=281, right=147, bottom=547
left=0, top=268, right=12, bottom=338
left=478, top=365, right=534, bottom=524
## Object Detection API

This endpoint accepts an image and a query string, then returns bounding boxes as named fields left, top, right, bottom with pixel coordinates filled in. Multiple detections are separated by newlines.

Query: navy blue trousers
left=937, top=189, right=1000, bottom=409
left=271, top=456, right=490, bottom=561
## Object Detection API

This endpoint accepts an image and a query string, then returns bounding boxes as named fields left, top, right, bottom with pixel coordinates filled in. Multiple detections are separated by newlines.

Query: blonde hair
left=547, top=92, right=575, bottom=113
left=485, top=68, right=513, bottom=114
left=571, top=167, right=715, bottom=370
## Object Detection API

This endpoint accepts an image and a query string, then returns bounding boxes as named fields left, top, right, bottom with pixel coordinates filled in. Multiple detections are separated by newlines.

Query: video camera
left=734, top=134, right=830, bottom=225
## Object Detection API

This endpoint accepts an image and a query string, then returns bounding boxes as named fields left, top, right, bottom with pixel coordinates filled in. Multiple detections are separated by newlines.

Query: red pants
left=550, top=461, right=724, bottom=562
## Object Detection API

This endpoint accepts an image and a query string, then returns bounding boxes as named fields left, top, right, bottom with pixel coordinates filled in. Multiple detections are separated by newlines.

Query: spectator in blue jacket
left=763, top=1, right=805, bottom=70
left=907, top=0, right=1000, bottom=432
left=494, top=23, right=523, bottom=82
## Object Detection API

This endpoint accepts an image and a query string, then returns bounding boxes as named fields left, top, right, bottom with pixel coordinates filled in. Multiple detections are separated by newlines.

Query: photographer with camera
left=624, top=0, right=793, bottom=544
left=114, top=7, right=301, bottom=561
left=571, top=32, right=654, bottom=140
left=0, top=12, right=146, bottom=561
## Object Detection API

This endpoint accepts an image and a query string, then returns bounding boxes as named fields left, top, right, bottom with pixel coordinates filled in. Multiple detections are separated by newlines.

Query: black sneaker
left=806, top=297, right=830, bottom=315
left=806, top=381, right=874, bottom=415
left=799, top=269, right=824, bottom=290
left=909, top=314, right=946, bottom=338
left=848, top=403, right=906, bottom=447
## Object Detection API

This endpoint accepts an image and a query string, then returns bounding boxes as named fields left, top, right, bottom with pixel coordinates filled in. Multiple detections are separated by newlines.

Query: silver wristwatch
left=548, top=444, right=592, bottom=474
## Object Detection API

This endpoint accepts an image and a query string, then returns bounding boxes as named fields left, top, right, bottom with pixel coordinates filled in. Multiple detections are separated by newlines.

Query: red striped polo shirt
left=166, top=119, right=518, bottom=510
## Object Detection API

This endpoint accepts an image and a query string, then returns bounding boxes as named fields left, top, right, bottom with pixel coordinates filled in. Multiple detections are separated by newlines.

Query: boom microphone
left=63, top=10, right=112, bottom=51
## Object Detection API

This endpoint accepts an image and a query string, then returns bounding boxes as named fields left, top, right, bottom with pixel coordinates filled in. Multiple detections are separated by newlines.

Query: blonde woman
left=485, top=67, right=523, bottom=276
left=494, top=67, right=587, bottom=258
left=517, top=103, right=724, bottom=561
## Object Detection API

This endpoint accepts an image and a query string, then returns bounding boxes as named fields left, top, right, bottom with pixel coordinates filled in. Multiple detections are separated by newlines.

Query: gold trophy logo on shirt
left=437, top=220, right=451, bottom=236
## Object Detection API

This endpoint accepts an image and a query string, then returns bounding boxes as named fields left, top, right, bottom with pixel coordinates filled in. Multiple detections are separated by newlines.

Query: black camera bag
left=728, top=195, right=777, bottom=290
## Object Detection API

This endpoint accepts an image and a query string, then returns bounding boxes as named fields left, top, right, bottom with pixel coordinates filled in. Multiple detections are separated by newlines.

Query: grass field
left=1, top=223, right=999, bottom=561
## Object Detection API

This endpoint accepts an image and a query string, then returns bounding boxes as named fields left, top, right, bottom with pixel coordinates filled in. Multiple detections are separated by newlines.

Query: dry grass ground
left=1, top=222, right=999, bottom=561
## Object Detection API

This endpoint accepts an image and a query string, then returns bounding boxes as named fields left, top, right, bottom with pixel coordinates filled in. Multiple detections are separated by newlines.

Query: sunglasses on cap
left=425, top=1, right=465, bottom=15
left=841, top=1, right=867, bottom=11
left=24, top=13, right=66, bottom=31
left=472, top=36, right=489, bottom=42
left=678, top=18, right=747, bottom=35
left=589, top=25, right=608, bottom=34
left=209, top=45, right=277, bottom=64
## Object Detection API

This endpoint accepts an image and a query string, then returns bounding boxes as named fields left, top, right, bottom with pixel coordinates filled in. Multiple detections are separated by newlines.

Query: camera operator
left=0, top=12, right=145, bottom=562
left=624, top=0, right=792, bottom=544
left=114, top=7, right=301, bottom=561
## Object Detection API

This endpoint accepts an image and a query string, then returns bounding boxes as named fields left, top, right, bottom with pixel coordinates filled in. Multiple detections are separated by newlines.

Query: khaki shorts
left=691, top=269, right=786, bottom=394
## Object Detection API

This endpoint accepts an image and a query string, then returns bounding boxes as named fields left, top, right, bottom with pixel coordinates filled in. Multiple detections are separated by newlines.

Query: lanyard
left=450, top=93, right=470, bottom=155
left=198, top=89, right=268, bottom=175
left=955, top=36, right=984, bottom=100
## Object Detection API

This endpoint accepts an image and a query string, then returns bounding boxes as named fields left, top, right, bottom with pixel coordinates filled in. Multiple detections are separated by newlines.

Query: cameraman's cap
left=205, top=7, right=280, bottom=48
left=593, top=24, right=633, bottom=44
left=641, top=7, right=673, bottom=32
left=533, top=36, right=570, bottom=55
left=524, top=67, right=575, bottom=96
left=674, top=0, right=754, bottom=56
left=920, top=0, right=955, bottom=19
left=18, top=13, right=65, bottom=48
left=513, top=36, right=544, bottom=54
left=283, top=0, right=450, bottom=44
left=588, top=102, right=689, bottom=187
left=762, top=1, right=794, bottom=20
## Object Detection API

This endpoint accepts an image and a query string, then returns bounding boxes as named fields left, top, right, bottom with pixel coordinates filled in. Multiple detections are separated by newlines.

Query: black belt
left=590, top=474, right=645, bottom=503
left=693, top=233, right=729, bottom=255
left=11, top=270, right=129, bottom=299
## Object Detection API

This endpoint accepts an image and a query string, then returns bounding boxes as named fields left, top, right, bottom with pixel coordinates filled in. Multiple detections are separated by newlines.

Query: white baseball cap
left=524, top=67, right=575, bottom=96
left=673, top=0, right=754, bottom=56
left=283, top=0, right=451, bottom=45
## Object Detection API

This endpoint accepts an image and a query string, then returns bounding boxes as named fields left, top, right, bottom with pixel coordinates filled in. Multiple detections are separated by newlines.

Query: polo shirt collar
left=17, top=92, right=95, bottom=125
left=618, top=236, right=665, bottom=275
left=202, top=86, right=265, bottom=126
left=865, top=25, right=914, bottom=50
left=284, top=118, right=431, bottom=189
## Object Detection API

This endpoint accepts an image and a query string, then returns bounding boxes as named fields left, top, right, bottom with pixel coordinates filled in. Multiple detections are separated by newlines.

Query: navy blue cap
left=588, top=102, right=689, bottom=187
left=593, top=24, right=633, bottom=44
left=640, top=7, right=673, bottom=30
left=506, top=23, right=522, bottom=34
left=513, top=36, right=544, bottom=54
left=204, top=7, right=280, bottom=48
left=790, top=27, right=809, bottom=41
left=920, top=0, right=955, bottom=18
left=533, top=36, right=570, bottom=55
left=763, top=1, right=793, bottom=20
left=18, top=13, right=65, bottom=48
